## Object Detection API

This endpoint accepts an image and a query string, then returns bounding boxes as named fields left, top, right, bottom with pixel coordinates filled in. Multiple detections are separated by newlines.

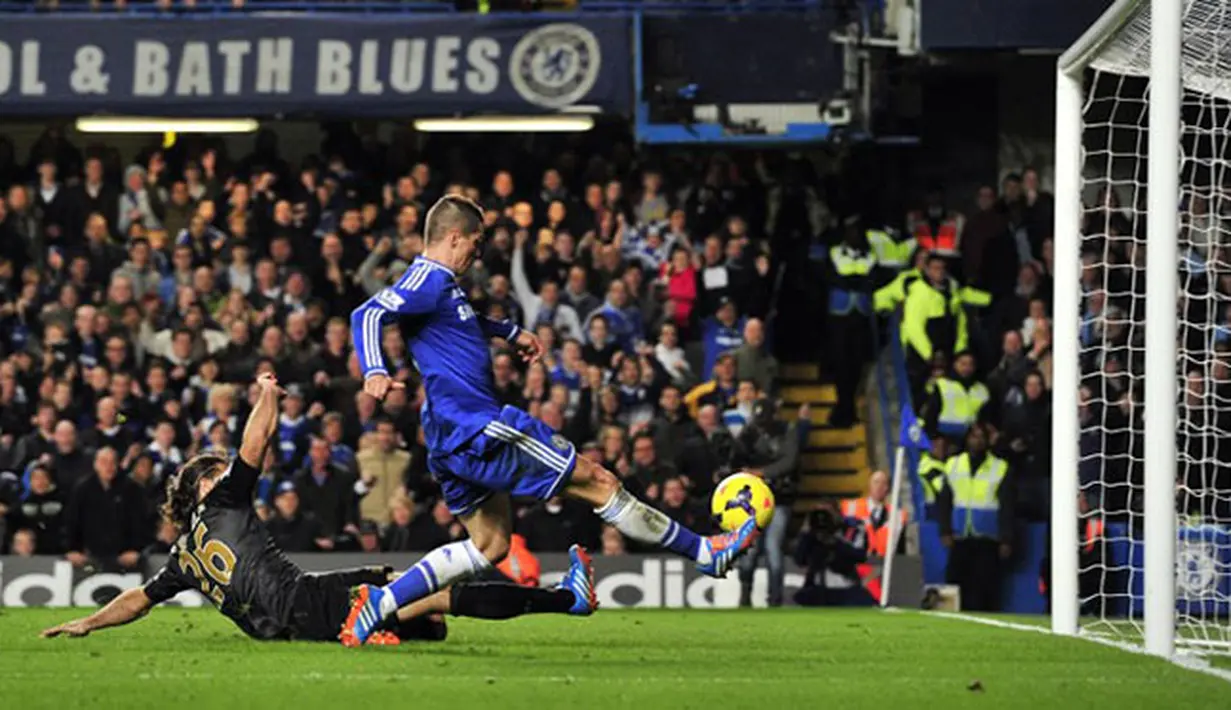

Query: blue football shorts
left=430, top=405, right=578, bottom=516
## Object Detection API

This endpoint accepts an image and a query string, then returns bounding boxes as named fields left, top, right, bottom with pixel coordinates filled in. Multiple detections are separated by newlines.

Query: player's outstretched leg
left=565, top=457, right=758, bottom=578
left=341, top=495, right=516, bottom=647
left=341, top=544, right=597, bottom=646
left=431, top=545, right=595, bottom=619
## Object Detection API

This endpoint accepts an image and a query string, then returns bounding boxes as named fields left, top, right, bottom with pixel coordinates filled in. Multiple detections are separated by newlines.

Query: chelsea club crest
left=509, top=23, right=601, bottom=108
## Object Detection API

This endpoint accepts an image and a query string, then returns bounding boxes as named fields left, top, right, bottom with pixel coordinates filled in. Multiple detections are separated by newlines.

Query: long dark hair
left=161, top=451, right=229, bottom=532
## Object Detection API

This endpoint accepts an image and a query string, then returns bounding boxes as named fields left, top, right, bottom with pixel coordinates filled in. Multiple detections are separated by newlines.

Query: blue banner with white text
left=0, top=17, right=630, bottom=116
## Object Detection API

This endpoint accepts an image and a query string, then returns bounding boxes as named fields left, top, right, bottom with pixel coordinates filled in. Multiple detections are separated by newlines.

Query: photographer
left=734, top=398, right=811, bottom=607
left=791, top=502, right=876, bottom=607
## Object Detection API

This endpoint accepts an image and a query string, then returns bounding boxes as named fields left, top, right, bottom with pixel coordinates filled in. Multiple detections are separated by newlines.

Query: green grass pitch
left=2, top=608, right=1226, bottom=709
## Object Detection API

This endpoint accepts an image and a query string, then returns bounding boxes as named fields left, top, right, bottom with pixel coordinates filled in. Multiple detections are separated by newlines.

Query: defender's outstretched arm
left=41, top=587, right=154, bottom=638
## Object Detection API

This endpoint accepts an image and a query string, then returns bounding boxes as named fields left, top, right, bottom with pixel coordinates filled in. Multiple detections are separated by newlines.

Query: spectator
left=721, top=380, right=760, bottom=438
left=355, top=418, right=410, bottom=526
left=293, top=436, right=359, bottom=549
left=659, top=246, right=698, bottom=337
left=635, top=169, right=670, bottom=226
left=115, top=238, right=161, bottom=301
left=68, top=157, right=118, bottom=243
left=587, top=280, right=644, bottom=354
left=562, top=265, right=600, bottom=321
left=647, top=384, right=701, bottom=466
left=265, top=481, right=325, bottom=553
left=380, top=495, right=415, bottom=552
left=33, top=157, right=73, bottom=247
left=1027, top=318, right=1054, bottom=390
left=146, top=419, right=185, bottom=482
left=656, top=476, right=705, bottom=532
left=518, top=497, right=601, bottom=553
left=84, top=215, right=125, bottom=288
left=10, top=400, right=58, bottom=470
left=696, top=235, right=732, bottom=318
left=652, top=322, right=693, bottom=388
left=11, top=464, right=65, bottom=555
left=582, top=314, right=619, bottom=369
left=382, top=495, right=452, bottom=552
left=1000, top=371, right=1052, bottom=520
left=628, top=432, right=675, bottom=501
left=81, top=396, right=138, bottom=466
left=736, top=400, right=810, bottom=607
left=276, top=385, right=312, bottom=468
left=961, top=184, right=1010, bottom=289
left=5, top=186, right=44, bottom=273
left=510, top=231, right=584, bottom=341
left=161, top=180, right=196, bottom=240
left=677, top=404, right=736, bottom=486
left=986, top=330, right=1033, bottom=416
left=50, top=420, right=92, bottom=489
left=320, top=411, right=356, bottom=472
left=684, top=352, right=738, bottom=418
left=734, top=317, right=778, bottom=395
left=64, top=447, right=146, bottom=571
left=1020, top=166, right=1054, bottom=257
left=491, top=351, right=526, bottom=410
left=701, top=297, right=745, bottom=381
left=600, top=524, right=626, bottom=556
left=10, top=528, right=36, bottom=557
left=117, top=164, right=162, bottom=235
left=127, top=452, right=162, bottom=535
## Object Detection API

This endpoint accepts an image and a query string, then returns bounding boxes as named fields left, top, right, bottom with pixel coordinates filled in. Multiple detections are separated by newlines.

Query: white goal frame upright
left=1052, top=0, right=1182, bottom=658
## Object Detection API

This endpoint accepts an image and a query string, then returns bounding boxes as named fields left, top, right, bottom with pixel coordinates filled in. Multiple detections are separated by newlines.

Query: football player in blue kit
left=342, top=195, right=759, bottom=646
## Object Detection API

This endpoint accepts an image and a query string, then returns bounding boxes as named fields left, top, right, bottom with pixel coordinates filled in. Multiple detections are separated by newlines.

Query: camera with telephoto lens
left=808, top=507, right=842, bottom=538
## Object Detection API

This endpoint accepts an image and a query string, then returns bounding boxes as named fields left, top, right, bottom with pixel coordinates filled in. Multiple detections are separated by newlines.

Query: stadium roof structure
left=0, top=0, right=827, bottom=14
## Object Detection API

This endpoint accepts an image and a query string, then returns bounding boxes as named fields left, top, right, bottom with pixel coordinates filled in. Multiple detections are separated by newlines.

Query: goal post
left=1054, top=0, right=1219, bottom=659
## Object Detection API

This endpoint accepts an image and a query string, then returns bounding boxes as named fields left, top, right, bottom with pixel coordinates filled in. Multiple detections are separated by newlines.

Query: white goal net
left=1062, top=0, right=1231, bottom=652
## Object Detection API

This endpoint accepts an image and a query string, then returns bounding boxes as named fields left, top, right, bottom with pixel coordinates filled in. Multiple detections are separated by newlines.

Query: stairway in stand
left=778, top=362, right=871, bottom=512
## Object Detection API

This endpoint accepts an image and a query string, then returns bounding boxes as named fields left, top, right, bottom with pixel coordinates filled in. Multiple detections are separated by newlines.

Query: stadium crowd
left=0, top=125, right=801, bottom=573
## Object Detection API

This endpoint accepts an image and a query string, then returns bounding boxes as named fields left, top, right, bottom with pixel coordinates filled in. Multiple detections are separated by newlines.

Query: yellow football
left=711, top=472, right=775, bottom=532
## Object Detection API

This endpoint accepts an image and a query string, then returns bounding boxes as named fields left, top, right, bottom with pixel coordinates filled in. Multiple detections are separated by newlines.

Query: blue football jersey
left=351, top=257, right=520, bottom=455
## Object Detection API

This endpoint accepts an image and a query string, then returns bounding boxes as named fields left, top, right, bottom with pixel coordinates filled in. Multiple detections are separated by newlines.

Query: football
left=710, top=472, right=775, bottom=532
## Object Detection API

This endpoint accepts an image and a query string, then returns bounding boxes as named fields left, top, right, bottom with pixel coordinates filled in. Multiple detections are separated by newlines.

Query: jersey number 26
left=178, top=522, right=237, bottom=606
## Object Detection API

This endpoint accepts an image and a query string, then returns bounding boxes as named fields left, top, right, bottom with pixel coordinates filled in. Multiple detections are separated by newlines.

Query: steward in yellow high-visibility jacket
left=900, top=254, right=990, bottom=363
left=919, top=453, right=948, bottom=501
left=923, top=352, right=989, bottom=441
left=897, top=254, right=989, bottom=408
left=935, top=423, right=1015, bottom=612
left=866, top=227, right=915, bottom=272
left=873, top=248, right=929, bottom=313
left=825, top=219, right=876, bottom=428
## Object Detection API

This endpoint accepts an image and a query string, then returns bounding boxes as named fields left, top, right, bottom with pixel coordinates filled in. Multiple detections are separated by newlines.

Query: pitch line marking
left=922, top=610, right=1231, bottom=684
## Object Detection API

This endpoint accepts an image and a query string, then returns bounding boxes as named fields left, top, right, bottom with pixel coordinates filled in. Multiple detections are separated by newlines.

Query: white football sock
left=379, top=539, right=491, bottom=617
left=595, top=487, right=712, bottom=565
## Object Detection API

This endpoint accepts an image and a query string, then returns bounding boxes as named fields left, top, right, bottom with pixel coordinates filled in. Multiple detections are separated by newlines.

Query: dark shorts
left=289, top=567, right=448, bottom=643
left=430, top=405, right=578, bottom=516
